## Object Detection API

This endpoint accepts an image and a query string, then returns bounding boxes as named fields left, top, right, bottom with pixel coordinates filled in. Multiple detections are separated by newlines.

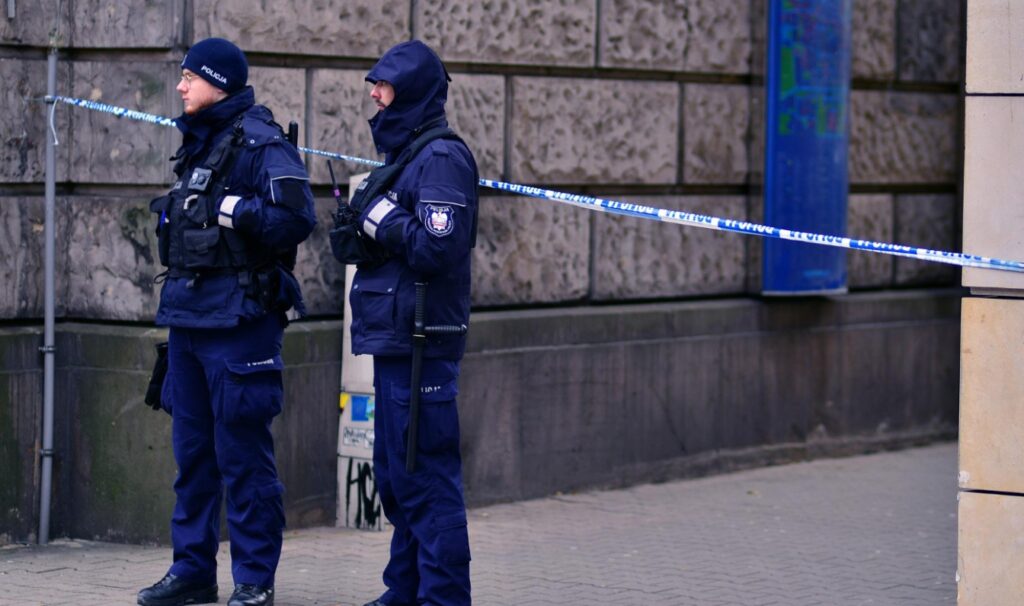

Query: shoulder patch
left=423, top=204, right=455, bottom=237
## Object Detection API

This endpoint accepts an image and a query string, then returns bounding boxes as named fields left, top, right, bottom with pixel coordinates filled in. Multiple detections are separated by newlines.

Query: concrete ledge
left=3, top=321, right=342, bottom=544
left=459, top=289, right=961, bottom=505
left=2, top=289, right=961, bottom=542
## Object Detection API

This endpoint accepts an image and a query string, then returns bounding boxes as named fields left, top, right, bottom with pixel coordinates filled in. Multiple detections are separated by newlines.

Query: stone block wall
left=0, top=0, right=965, bottom=319
left=1, top=1, right=966, bottom=543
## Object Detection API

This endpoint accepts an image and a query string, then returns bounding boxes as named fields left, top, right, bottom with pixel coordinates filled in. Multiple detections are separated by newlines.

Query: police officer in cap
left=137, top=37, right=315, bottom=606
left=344, top=40, right=478, bottom=606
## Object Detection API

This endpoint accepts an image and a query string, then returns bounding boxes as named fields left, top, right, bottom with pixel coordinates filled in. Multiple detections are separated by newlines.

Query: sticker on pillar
left=339, top=392, right=375, bottom=458
left=350, top=394, right=373, bottom=422
left=337, top=391, right=385, bottom=531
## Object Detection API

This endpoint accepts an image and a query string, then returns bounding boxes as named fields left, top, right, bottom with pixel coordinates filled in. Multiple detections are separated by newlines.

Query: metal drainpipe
left=39, top=44, right=58, bottom=545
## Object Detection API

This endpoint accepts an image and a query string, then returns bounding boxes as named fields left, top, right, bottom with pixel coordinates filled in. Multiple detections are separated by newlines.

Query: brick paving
left=0, top=443, right=957, bottom=605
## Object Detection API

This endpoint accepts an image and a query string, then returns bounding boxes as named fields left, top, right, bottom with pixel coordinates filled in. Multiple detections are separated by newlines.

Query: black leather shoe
left=228, top=584, right=275, bottom=606
left=137, top=573, right=217, bottom=606
left=362, top=600, right=414, bottom=606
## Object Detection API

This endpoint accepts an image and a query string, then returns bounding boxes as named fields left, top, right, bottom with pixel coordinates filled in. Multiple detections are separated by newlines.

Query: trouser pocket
left=391, top=377, right=460, bottom=455
left=221, top=354, right=284, bottom=424
left=431, top=512, right=471, bottom=564
left=243, top=481, right=286, bottom=534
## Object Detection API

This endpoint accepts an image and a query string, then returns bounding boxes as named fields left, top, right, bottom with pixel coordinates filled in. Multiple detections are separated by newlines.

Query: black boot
left=137, top=573, right=217, bottom=606
left=228, top=584, right=275, bottom=606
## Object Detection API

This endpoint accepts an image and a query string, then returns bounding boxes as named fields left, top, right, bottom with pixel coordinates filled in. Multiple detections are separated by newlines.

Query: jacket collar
left=175, top=86, right=255, bottom=158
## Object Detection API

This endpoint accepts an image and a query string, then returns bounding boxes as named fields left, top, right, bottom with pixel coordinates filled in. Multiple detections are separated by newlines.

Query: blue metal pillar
left=763, top=0, right=852, bottom=295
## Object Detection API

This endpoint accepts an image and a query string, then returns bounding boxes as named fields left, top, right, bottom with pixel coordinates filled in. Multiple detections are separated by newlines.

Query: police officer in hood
left=347, top=40, right=478, bottom=606
left=137, top=37, right=315, bottom=606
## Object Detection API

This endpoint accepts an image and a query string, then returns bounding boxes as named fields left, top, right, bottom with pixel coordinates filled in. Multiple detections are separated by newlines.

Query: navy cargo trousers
left=163, top=312, right=286, bottom=588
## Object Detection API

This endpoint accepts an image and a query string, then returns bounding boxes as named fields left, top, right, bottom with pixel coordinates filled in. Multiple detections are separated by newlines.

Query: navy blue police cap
left=181, top=37, right=248, bottom=94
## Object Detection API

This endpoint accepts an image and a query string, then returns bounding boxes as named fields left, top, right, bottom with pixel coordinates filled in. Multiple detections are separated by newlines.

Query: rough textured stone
left=310, top=71, right=503, bottom=185
left=683, top=84, right=750, bottom=184
left=447, top=74, right=505, bottom=181
left=308, top=69, right=381, bottom=185
left=294, top=198, right=346, bottom=317
left=193, top=1, right=408, bottom=59
left=1, top=59, right=72, bottom=184
left=62, top=196, right=162, bottom=321
left=68, top=61, right=177, bottom=185
left=0, top=198, right=44, bottom=318
left=846, top=194, right=894, bottom=289
left=894, top=193, right=958, bottom=285
left=71, top=0, right=180, bottom=48
left=592, top=196, right=747, bottom=300
left=471, top=196, right=589, bottom=307
left=417, top=0, right=596, bottom=67
left=849, top=90, right=958, bottom=184
left=59, top=195, right=344, bottom=321
left=852, top=0, right=897, bottom=80
left=248, top=66, right=306, bottom=140
left=599, top=0, right=751, bottom=74
left=899, top=0, right=962, bottom=83
left=0, top=197, right=73, bottom=320
left=0, top=1, right=68, bottom=46
left=510, top=77, right=678, bottom=184
left=749, top=0, right=767, bottom=78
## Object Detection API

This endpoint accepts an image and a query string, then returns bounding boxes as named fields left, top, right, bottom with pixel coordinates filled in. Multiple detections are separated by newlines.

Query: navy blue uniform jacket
left=154, top=87, right=316, bottom=328
left=350, top=41, right=479, bottom=360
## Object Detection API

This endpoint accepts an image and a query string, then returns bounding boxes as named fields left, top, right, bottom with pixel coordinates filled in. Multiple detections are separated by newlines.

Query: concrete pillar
left=958, top=1, right=1024, bottom=602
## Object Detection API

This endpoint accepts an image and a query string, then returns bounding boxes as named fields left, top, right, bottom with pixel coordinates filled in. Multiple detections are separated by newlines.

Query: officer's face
left=370, top=81, right=395, bottom=111
left=176, top=69, right=227, bottom=115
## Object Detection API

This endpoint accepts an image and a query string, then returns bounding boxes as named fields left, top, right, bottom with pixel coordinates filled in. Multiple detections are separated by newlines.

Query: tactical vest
left=150, top=119, right=281, bottom=289
left=329, top=125, right=476, bottom=267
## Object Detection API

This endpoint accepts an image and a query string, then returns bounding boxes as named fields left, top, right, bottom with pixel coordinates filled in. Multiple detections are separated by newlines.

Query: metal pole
left=39, top=45, right=58, bottom=545
left=7, top=0, right=15, bottom=20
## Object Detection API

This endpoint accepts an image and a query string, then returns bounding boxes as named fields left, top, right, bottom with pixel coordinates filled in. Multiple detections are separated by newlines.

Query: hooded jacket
left=349, top=40, right=479, bottom=360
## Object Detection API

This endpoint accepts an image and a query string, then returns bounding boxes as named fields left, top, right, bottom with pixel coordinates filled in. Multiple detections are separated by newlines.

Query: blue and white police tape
left=46, top=94, right=1024, bottom=274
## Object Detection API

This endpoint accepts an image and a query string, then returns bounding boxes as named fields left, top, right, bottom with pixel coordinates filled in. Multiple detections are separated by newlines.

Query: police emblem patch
left=424, top=204, right=454, bottom=236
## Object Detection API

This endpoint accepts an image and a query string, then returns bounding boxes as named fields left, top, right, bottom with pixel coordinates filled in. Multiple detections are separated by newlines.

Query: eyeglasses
left=179, top=72, right=196, bottom=88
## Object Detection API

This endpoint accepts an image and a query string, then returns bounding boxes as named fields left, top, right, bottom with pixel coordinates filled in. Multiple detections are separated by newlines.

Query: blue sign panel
left=763, top=0, right=851, bottom=295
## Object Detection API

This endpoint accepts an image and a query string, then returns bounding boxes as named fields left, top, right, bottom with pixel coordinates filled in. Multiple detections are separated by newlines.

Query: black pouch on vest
left=182, top=227, right=221, bottom=269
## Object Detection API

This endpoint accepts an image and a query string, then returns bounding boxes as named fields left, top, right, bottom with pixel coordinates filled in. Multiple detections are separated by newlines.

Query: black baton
left=406, top=282, right=468, bottom=473
left=286, top=121, right=299, bottom=147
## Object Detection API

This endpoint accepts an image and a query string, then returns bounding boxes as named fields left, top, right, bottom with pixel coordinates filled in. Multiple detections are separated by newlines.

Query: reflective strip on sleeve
left=363, top=197, right=396, bottom=241
left=218, top=195, right=242, bottom=229
left=367, top=197, right=396, bottom=224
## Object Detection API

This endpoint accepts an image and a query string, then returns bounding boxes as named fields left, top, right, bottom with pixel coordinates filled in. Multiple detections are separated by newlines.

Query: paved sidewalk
left=1, top=443, right=957, bottom=605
